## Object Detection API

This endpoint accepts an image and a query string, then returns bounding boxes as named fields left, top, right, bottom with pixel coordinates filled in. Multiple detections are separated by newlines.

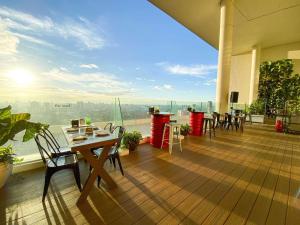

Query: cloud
left=0, top=67, right=134, bottom=101
left=153, top=84, right=173, bottom=91
left=10, top=31, right=55, bottom=48
left=0, top=23, right=19, bottom=55
left=158, top=62, right=217, bottom=77
left=0, top=6, right=106, bottom=50
left=135, top=77, right=156, bottom=82
left=43, top=68, right=131, bottom=94
left=203, top=78, right=217, bottom=86
left=80, top=64, right=98, bottom=69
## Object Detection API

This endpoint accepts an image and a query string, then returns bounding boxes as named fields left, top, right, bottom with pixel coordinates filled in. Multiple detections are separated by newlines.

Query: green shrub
left=180, top=124, right=190, bottom=136
left=249, top=99, right=265, bottom=114
left=122, top=131, right=142, bottom=151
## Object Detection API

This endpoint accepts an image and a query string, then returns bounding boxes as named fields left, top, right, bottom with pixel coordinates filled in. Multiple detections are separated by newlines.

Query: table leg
left=77, top=145, right=117, bottom=203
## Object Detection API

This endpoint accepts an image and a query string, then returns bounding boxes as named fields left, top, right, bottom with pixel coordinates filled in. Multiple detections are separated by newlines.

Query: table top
left=62, top=126, right=118, bottom=151
left=152, top=112, right=175, bottom=116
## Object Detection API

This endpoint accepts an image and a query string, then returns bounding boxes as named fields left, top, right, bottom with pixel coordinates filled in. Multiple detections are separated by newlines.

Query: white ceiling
left=149, top=0, right=300, bottom=55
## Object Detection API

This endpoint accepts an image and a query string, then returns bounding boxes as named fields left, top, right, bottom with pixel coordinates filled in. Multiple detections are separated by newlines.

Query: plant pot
left=250, top=114, right=265, bottom=123
left=181, top=131, right=189, bottom=136
left=128, top=143, right=138, bottom=151
left=0, top=162, right=13, bottom=189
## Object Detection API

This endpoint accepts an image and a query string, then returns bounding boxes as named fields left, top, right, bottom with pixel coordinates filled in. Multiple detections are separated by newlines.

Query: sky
left=0, top=0, right=218, bottom=104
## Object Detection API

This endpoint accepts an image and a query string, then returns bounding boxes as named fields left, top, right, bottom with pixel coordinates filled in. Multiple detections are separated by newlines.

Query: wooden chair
left=92, top=126, right=126, bottom=187
left=34, top=133, right=81, bottom=202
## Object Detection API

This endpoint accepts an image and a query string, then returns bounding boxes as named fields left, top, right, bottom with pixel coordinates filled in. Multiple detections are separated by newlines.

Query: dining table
left=62, top=125, right=118, bottom=204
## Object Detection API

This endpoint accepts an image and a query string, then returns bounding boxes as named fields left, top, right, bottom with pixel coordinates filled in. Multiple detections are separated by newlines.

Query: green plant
left=122, top=131, right=142, bottom=151
left=0, top=105, right=48, bottom=164
left=180, top=124, right=190, bottom=136
left=249, top=99, right=265, bottom=114
left=187, top=106, right=196, bottom=112
left=259, top=59, right=300, bottom=111
left=0, top=145, right=22, bottom=164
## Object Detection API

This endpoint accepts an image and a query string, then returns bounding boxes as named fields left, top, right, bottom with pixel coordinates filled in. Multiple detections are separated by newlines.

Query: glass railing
left=1, top=99, right=216, bottom=163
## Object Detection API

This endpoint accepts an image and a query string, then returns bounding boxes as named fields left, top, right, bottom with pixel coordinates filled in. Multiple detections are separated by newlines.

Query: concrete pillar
left=216, top=0, right=234, bottom=113
left=248, top=46, right=261, bottom=105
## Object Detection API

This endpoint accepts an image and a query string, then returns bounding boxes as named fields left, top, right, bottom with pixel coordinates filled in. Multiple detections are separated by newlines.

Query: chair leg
left=209, top=120, right=212, bottom=139
left=43, top=169, right=54, bottom=202
left=73, top=164, right=82, bottom=192
left=97, top=176, right=101, bottom=188
left=112, top=156, right=116, bottom=168
left=116, top=154, right=124, bottom=176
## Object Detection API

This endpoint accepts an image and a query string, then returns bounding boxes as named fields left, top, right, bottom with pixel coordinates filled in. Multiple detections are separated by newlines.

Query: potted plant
left=249, top=99, right=265, bottom=123
left=0, top=105, right=47, bottom=188
left=148, top=106, right=155, bottom=115
left=180, top=124, right=190, bottom=136
left=154, top=107, right=160, bottom=114
left=122, top=131, right=142, bottom=151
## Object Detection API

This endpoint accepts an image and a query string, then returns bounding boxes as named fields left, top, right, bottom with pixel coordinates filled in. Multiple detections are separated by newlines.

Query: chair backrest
left=227, top=114, right=232, bottom=122
left=104, top=122, right=114, bottom=133
left=112, top=126, right=126, bottom=151
left=42, top=127, right=61, bottom=151
left=224, top=113, right=229, bottom=122
left=34, top=133, right=58, bottom=166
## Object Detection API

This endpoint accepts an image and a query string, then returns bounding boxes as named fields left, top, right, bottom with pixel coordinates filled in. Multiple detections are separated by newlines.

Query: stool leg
left=169, top=126, right=173, bottom=155
left=209, top=120, right=212, bottom=139
left=204, top=120, right=208, bottom=134
left=161, top=125, right=166, bottom=149
left=178, top=126, right=182, bottom=152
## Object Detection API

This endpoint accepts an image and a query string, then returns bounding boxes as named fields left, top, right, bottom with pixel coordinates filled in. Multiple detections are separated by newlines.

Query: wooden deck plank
left=0, top=124, right=299, bottom=225
left=245, top=140, right=287, bottom=225
left=286, top=143, right=300, bottom=225
left=223, top=139, right=278, bottom=225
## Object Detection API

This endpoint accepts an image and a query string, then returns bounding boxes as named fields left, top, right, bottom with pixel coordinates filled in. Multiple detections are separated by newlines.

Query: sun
left=6, top=68, right=34, bottom=86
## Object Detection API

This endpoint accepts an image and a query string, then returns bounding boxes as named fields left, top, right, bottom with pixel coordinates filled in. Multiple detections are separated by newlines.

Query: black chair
left=92, top=126, right=126, bottom=187
left=34, top=133, right=81, bottom=202
left=219, top=113, right=228, bottom=128
left=104, top=122, right=114, bottom=133
left=226, top=114, right=234, bottom=130
left=212, top=112, right=221, bottom=128
left=233, top=113, right=240, bottom=131
left=203, top=117, right=216, bottom=139
left=42, top=127, right=74, bottom=156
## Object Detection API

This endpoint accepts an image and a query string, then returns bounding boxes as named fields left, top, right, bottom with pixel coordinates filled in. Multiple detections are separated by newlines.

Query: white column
left=216, top=0, right=234, bottom=113
left=248, top=46, right=261, bottom=105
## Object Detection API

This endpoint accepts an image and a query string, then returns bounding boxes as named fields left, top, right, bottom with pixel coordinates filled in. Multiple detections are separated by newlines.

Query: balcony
left=1, top=124, right=299, bottom=224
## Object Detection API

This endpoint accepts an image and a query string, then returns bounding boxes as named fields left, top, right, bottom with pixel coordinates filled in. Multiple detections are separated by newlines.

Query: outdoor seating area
left=1, top=124, right=299, bottom=224
left=1, top=0, right=300, bottom=224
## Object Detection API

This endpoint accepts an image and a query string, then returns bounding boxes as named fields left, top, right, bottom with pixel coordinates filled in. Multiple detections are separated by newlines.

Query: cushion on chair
left=93, top=147, right=115, bottom=157
left=47, top=154, right=78, bottom=167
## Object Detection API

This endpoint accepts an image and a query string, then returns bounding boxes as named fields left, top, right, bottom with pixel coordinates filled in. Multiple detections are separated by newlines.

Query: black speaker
left=230, top=91, right=239, bottom=103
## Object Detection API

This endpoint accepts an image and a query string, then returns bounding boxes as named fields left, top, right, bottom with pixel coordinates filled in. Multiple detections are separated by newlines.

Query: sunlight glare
left=6, top=68, right=34, bottom=86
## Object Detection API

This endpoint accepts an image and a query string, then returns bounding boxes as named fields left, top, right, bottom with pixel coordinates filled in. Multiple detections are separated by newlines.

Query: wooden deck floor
left=1, top=125, right=300, bottom=225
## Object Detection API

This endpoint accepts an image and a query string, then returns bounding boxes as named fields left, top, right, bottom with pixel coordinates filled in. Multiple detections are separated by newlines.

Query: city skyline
left=0, top=0, right=218, bottom=103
